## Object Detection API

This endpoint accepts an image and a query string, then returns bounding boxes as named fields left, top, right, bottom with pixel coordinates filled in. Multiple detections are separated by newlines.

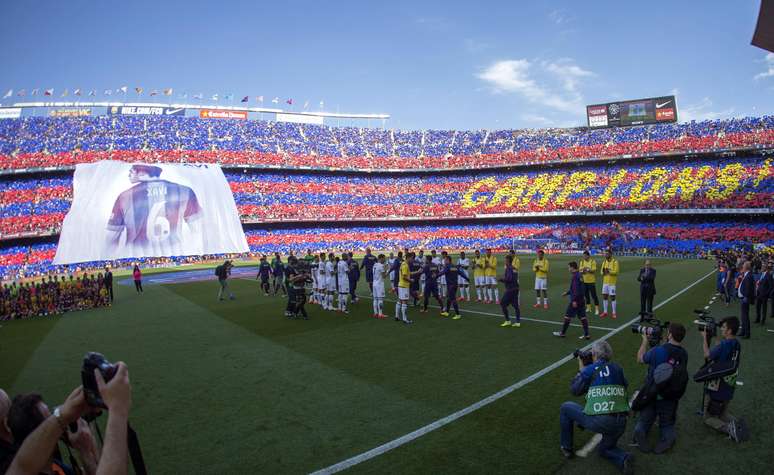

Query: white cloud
left=679, top=97, right=735, bottom=122
left=548, top=9, right=570, bottom=25
left=753, top=52, right=774, bottom=80
left=476, top=58, right=594, bottom=113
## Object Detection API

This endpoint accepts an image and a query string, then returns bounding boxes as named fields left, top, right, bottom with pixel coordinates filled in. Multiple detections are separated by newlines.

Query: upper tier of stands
left=0, top=115, right=772, bottom=171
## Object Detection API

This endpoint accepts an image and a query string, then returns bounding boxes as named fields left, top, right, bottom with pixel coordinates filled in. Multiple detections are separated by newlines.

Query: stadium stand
left=0, top=156, right=771, bottom=232
left=0, top=115, right=772, bottom=171
left=0, top=114, right=771, bottom=281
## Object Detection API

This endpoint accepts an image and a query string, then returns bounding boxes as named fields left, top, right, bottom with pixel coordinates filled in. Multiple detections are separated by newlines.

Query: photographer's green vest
left=582, top=360, right=630, bottom=416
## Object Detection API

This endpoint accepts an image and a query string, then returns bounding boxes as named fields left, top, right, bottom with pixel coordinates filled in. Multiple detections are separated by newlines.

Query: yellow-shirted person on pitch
left=484, top=249, right=499, bottom=304
left=396, top=252, right=413, bottom=324
left=533, top=249, right=550, bottom=309
left=600, top=249, right=620, bottom=319
left=580, top=250, right=600, bottom=315
left=473, top=250, right=486, bottom=302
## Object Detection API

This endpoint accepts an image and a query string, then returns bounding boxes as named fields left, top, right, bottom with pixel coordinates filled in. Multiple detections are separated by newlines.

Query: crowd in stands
left=0, top=115, right=772, bottom=171
left=0, top=271, right=111, bottom=320
left=0, top=157, right=770, bottom=234
left=0, top=220, right=770, bottom=282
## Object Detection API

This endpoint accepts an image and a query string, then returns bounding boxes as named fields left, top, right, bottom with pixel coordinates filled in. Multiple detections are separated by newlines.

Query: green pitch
left=1, top=255, right=773, bottom=474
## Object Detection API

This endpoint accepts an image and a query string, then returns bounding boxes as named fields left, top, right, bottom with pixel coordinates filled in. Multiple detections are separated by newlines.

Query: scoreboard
left=586, top=95, right=677, bottom=128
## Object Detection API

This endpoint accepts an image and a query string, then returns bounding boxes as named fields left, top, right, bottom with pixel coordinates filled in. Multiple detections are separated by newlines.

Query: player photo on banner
left=53, top=161, right=249, bottom=264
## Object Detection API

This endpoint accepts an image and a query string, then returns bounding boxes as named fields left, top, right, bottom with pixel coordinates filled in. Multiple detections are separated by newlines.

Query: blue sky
left=1, top=0, right=772, bottom=130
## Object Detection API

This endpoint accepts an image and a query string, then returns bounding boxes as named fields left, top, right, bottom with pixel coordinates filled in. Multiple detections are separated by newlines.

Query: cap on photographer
left=559, top=340, right=633, bottom=473
left=633, top=322, right=688, bottom=454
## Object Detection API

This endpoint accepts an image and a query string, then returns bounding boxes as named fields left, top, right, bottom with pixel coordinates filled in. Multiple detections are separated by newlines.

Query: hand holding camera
left=95, top=362, right=132, bottom=417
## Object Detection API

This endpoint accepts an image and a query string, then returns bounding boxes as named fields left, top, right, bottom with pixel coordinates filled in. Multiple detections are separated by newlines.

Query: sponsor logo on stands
left=107, top=106, right=185, bottom=116
left=49, top=108, right=91, bottom=117
left=0, top=108, right=22, bottom=119
left=199, top=109, right=248, bottom=120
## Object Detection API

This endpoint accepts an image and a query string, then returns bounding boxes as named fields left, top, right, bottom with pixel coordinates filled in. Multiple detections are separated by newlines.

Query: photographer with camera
left=698, top=316, right=749, bottom=442
left=632, top=322, right=688, bottom=454
left=559, top=340, right=633, bottom=473
left=6, top=361, right=133, bottom=475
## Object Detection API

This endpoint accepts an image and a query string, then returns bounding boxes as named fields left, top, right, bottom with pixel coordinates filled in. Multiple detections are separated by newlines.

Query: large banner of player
left=53, top=161, right=249, bottom=264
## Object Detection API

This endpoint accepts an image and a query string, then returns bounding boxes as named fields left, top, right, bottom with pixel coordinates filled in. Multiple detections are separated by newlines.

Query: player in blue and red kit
left=554, top=261, right=590, bottom=339
left=440, top=255, right=469, bottom=320
left=499, top=254, right=522, bottom=327
left=421, top=255, right=444, bottom=313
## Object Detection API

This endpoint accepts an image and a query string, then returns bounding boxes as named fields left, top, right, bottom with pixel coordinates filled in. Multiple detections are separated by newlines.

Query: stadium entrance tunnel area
left=2, top=254, right=773, bottom=474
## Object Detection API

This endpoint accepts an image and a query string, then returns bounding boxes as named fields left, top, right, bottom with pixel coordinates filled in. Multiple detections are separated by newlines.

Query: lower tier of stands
left=1, top=219, right=771, bottom=280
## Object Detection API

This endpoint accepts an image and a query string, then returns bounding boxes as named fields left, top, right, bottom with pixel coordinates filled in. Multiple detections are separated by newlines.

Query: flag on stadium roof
left=257, top=95, right=264, bottom=103
left=241, top=96, right=248, bottom=103
left=88, top=90, right=96, bottom=96
left=44, top=89, right=53, bottom=96
left=163, top=88, right=173, bottom=96
left=149, top=90, right=158, bottom=96
left=271, top=97, right=279, bottom=104
left=17, top=89, right=26, bottom=97
left=104, top=89, right=112, bottom=96
left=135, top=87, right=143, bottom=95
left=303, top=100, right=309, bottom=109
left=211, top=94, right=219, bottom=101
left=74, top=89, right=81, bottom=96
left=319, top=100, right=324, bottom=109
left=61, top=89, right=69, bottom=97
left=179, top=92, right=188, bottom=99
left=193, top=93, right=203, bottom=100
left=2, top=90, right=11, bottom=99
left=224, top=94, right=234, bottom=101
left=286, top=98, right=293, bottom=105
left=119, top=86, right=128, bottom=94
left=30, top=89, right=39, bottom=96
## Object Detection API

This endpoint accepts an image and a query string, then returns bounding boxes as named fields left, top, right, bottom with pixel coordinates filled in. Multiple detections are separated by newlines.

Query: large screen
left=53, top=161, right=249, bottom=264
left=586, top=96, right=677, bottom=128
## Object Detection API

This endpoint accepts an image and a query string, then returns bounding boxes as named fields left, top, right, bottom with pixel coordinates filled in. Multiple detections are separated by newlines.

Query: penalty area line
left=309, top=269, right=715, bottom=475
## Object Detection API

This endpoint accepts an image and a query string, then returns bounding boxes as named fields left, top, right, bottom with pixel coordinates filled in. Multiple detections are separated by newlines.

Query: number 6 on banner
left=147, top=201, right=171, bottom=243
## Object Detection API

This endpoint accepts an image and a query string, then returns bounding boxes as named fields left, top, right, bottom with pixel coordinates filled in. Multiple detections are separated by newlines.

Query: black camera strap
left=127, top=423, right=147, bottom=475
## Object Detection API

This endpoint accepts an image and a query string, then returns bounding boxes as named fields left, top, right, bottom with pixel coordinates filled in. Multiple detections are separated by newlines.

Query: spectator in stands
left=0, top=388, right=13, bottom=473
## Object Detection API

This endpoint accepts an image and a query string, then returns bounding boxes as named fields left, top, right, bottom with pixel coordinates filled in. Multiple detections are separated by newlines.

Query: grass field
left=1, top=254, right=773, bottom=474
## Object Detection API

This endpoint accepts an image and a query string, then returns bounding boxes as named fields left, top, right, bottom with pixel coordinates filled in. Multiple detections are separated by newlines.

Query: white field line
left=309, top=269, right=715, bottom=475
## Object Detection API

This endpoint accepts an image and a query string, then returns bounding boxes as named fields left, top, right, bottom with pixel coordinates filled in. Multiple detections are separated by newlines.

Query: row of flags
left=1, top=88, right=324, bottom=108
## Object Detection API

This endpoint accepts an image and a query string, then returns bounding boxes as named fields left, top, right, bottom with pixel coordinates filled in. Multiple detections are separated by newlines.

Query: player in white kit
left=372, top=254, right=387, bottom=318
left=337, top=253, right=350, bottom=314
left=324, top=253, right=336, bottom=311
left=458, top=251, right=471, bottom=301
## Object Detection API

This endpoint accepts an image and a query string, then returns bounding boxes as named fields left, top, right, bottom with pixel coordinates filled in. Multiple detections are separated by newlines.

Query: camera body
left=81, top=352, right=117, bottom=408
left=631, top=313, right=669, bottom=347
left=573, top=349, right=593, bottom=366
left=693, top=309, right=717, bottom=340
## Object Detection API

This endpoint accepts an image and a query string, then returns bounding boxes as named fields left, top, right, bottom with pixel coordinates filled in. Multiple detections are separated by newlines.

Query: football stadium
left=1, top=2, right=774, bottom=474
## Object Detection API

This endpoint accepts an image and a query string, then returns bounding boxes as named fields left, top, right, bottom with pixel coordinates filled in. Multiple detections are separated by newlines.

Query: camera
left=81, top=352, right=117, bottom=409
left=573, top=349, right=593, bottom=366
left=693, top=309, right=717, bottom=340
left=631, top=315, right=669, bottom=347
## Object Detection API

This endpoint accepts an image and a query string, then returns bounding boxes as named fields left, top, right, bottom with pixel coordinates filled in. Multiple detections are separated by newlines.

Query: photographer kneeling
left=633, top=322, right=688, bottom=454
left=559, top=340, right=633, bottom=473
left=699, top=316, right=749, bottom=442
